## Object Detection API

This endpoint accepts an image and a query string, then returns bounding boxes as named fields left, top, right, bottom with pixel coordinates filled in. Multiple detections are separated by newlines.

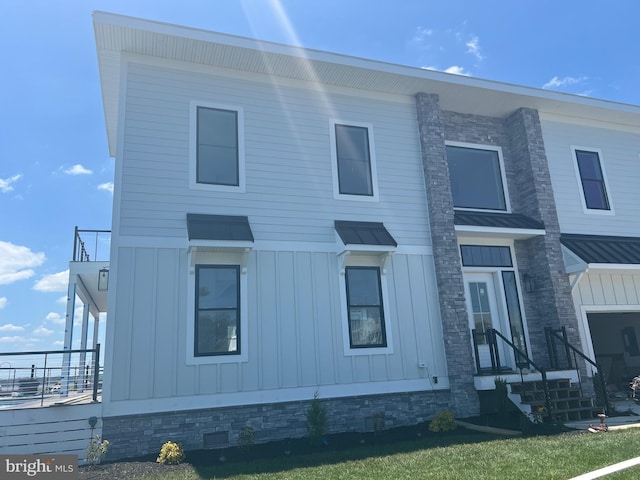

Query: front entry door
left=465, top=273, right=506, bottom=371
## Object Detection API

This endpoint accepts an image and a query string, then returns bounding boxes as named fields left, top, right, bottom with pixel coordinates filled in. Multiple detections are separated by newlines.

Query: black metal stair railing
left=473, top=328, right=553, bottom=420
left=545, top=326, right=610, bottom=414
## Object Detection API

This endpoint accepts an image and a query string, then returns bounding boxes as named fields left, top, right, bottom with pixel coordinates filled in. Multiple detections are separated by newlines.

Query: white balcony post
left=78, top=305, right=90, bottom=393
left=60, top=273, right=77, bottom=396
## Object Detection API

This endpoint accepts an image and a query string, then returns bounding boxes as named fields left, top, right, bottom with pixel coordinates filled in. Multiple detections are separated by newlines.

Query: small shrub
left=306, top=391, right=327, bottom=446
left=429, top=410, right=457, bottom=432
left=156, top=441, right=185, bottom=465
left=86, top=435, right=109, bottom=465
left=238, top=425, right=255, bottom=450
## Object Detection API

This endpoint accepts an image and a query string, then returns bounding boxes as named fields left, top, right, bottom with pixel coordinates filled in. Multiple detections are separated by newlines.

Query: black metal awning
left=187, top=214, right=254, bottom=242
left=335, top=220, right=397, bottom=247
left=561, top=234, right=640, bottom=265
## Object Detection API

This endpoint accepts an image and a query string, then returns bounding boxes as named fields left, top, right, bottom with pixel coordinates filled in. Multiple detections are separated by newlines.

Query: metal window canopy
left=187, top=213, right=254, bottom=254
left=335, top=220, right=397, bottom=272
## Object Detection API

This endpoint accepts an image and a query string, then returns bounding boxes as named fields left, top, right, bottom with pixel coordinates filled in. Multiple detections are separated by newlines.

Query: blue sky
left=1, top=0, right=639, bottom=353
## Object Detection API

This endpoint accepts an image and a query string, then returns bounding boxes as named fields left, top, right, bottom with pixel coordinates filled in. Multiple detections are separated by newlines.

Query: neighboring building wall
left=541, top=117, right=640, bottom=236
left=102, top=389, right=451, bottom=460
left=414, top=93, right=478, bottom=417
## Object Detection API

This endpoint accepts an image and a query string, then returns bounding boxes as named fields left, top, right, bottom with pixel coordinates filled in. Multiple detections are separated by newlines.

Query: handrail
left=0, top=345, right=101, bottom=405
left=473, top=328, right=553, bottom=419
left=72, top=226, right=111, bottom=262
left=545, top=327, right=609, bottom=414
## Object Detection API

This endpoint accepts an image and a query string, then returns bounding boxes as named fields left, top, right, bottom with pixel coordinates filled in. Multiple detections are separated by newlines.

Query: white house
left=85, top=11, right=640, bottom=459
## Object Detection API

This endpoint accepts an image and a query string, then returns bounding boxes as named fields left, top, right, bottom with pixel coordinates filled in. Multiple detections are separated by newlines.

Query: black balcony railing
left=0, top=345, right=101, bottom=408
left=73, top=227, right=111, bottom=262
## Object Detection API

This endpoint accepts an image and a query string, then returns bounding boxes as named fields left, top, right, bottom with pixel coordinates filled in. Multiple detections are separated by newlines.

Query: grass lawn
left=129, top=428, right=640, bottom=480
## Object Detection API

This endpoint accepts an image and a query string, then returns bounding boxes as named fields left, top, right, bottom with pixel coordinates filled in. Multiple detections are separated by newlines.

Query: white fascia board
left=586, top=263, right=640, bottom=271
left=454, top=225, right=546, bottom=240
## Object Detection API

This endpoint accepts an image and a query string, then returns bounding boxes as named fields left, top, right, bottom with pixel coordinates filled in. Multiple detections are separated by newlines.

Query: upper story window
left=330, top=121, right=379, bottom=201
left=446, top=143, right=509, bottom=212
left=190, top=101, right=245, bottom=192
left=572, top=147, right=611, bottom=212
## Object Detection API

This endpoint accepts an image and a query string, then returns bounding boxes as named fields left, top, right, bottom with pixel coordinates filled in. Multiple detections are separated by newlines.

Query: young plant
left=86, top=435, right=109, bottom=465
left=156, top=441, right=185, bottom=465
left=238, top=425, right=255, bottom=450
left=306, top=391, right=327, bottom=446
left=429, top=410, right=457, bottom=432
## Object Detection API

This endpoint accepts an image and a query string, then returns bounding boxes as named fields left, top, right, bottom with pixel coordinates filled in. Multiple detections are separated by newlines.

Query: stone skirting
left=101, top=389, right=453, bottom=460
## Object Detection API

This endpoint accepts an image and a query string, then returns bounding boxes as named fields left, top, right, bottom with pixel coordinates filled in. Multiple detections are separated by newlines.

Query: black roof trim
left=454, top=211, right=545, bottom=230
left=561, top=234, right=640, bottom=265
left=187, top=214, right=254, bottom=241
left=335, top=220, right=397, bottom=247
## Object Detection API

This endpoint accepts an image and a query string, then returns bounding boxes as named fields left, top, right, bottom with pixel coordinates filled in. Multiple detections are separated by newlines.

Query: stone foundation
left=102, top=389, right=454, bottom=460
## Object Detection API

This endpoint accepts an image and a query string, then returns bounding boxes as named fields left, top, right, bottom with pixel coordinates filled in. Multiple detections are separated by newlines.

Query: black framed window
left=197, top=107, right=239, bottom=186
left=335, top=124, right=373, bottom=196
left=345, top=266, right=386, bottom=348
left=195, top=265, right=240, bottom=356
left=575, top=150, right=610, bottom=210
left=446, top=145, right=507, bottom=211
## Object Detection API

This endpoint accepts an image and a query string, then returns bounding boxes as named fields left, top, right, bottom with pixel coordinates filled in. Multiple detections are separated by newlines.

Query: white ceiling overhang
left=93, top=11, right=640, bottom=157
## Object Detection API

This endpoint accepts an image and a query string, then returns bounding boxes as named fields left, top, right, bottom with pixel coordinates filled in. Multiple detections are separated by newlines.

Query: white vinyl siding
left=107, top=247, right=446, bottom=404
left=541, top=118, right=640, bottom=236
left=117, top=62, right=430, bottom=246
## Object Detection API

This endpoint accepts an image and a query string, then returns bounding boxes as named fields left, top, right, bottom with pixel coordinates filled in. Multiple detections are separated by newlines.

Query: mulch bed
left=79, top=415, right=543, bottom=480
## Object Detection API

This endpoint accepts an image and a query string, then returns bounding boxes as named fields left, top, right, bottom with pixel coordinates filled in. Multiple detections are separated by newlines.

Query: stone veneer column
left=506, top=108, right=584, bottom=366
left=415, top=92, right=479, bottom=416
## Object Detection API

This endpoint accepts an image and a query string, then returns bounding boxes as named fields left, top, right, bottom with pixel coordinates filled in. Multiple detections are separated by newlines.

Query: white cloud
left=46, top=312, right=66, bottom=325
left=0, top=323, right=24, bottom=332
left=64, top=164, right=93, bottom=175
left=33, top=326, right=54, bottom=336
left=0, top=241, right=46, bottom=285
left=542, top=76, right=588, bottom=90
left=98, top=182, right=114, bottom=194
left=444, top=65, right=471, bottom=76
left=465, top=35, right=484, bottom=61
left=423, top=65, right=471, bottom=76
left=33, top=270, right=69, bottom=292
left=53, top=340, right=64, bottom=347
left=57, top=296, right=67, bottom=304
left=0, top=297, right=6, bottom=309
left=0, top=174, right=22, bottom=193
left=410, top=26, right=434, bottom=47
left=0, top=336, right=32, bottom=344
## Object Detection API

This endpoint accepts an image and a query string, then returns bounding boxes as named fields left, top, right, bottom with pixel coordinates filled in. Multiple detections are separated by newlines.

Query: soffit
left=94, top=11, right=640, bottom=156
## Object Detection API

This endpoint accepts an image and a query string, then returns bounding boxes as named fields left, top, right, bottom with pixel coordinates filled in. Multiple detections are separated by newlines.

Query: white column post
left=60, top=272, right=76, bottom=396
left=78, top=304, right=90, bottom=393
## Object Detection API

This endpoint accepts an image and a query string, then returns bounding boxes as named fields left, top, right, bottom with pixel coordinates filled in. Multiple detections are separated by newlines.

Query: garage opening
left=588, top=312, right=640, bottom=396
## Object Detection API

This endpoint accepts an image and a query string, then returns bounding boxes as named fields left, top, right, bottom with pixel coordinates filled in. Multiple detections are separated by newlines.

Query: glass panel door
left=465, top=273, right=504, bottom=370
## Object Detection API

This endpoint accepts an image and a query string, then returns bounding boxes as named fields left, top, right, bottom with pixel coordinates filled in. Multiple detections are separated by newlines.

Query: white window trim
left=186, top=250, right=249, bottom=365
left=570, top=145, right=614, bottom=215
left=445, top=141, right=511, bottom=213
left=458, top=239, right=533, bottom=364
left=329, top=120, right=379, bottom=202
left=189, top=100, right=246, bottom=193
left=338, top=254, right=393, bottom=355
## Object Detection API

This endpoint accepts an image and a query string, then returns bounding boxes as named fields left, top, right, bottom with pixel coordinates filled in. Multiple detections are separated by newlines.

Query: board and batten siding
left=118, top=61, right=430, bottom=246
left=541, top=117, right=640, bottom=236
left=573, top=272, right=640, bottom=307
left=106, top=246, right=446, bottom=412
